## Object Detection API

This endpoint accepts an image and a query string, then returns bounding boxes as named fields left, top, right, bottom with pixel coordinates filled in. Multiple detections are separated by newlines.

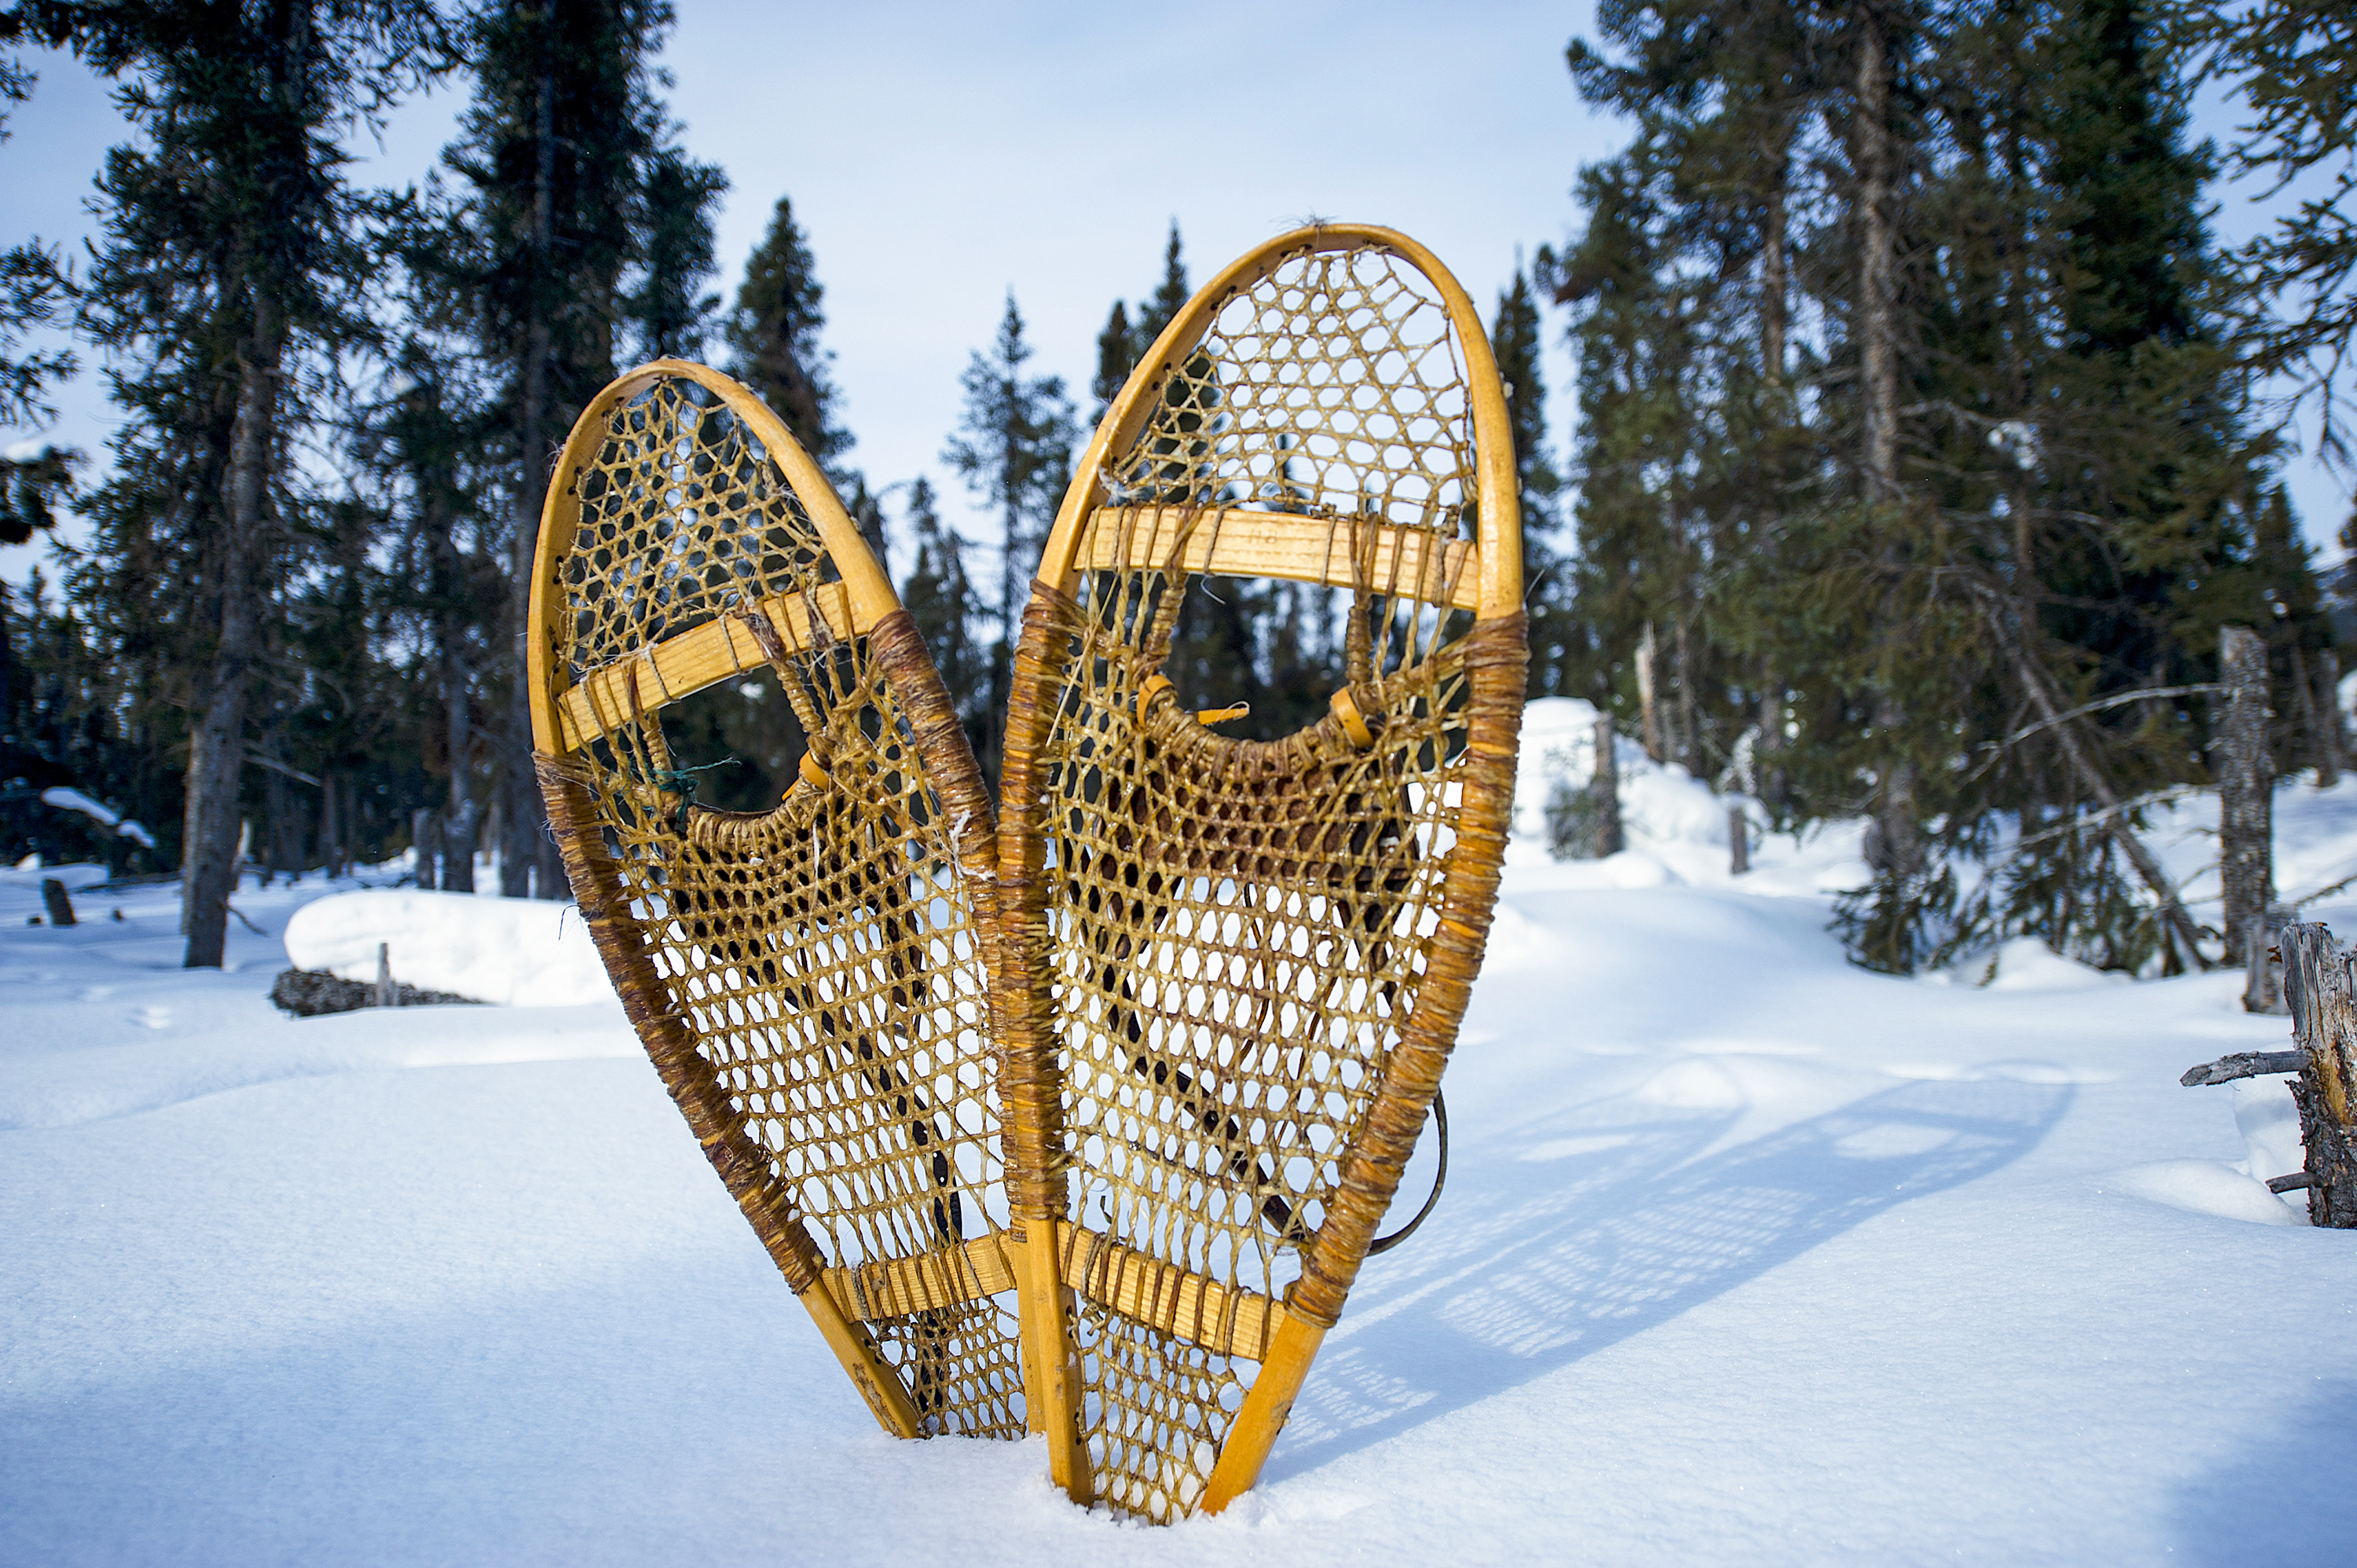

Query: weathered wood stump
left=39, top=877, right=76, bottom=928
left=2185, top=920, right=2357, bottom=1226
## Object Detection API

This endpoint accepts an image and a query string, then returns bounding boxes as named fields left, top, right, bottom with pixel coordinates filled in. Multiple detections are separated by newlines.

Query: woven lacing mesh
left=1043, top=243, right=1480, bottom=1518
left=1108, top=244, right=1473, bottom=529
left=555, top=376, right=1021, bottom=1438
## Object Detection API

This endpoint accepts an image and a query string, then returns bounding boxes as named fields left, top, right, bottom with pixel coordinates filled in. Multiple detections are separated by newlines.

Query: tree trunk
left=2298, top=644, right=2343, bottom=787
left=2275, top=923, right=2357, bottom=1226
left=425, top=466, right=478, bottom=894
left=2245, top=900, right=2291, bottom=1016
left=502, top=46, right=559, bottom=899
left=1636, top=621, right=1662, bottom=762
left=319, top=768, right=340, bottom=877
left=1728, top=804, right=1750, bottom=876
left=1674, top=613, right=1699, bottom=774
left=182, top=289, right=284, bottom=968
left=1854, top=3, right=1901, bottom=503
left=2220, top=625, right=2275, bottom=965
left=412, top=807, right=441, bottom=891
left=2290, top=641, right=2324, bottom=784
left=1761, top=147, right=1790, bottom=383
left=1758, top=659, right=1788, bottom=811
left=1593, top=714, right=1624, bottom=858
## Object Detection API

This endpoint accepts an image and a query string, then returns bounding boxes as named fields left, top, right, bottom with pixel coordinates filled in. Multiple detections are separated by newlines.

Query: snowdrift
left=282, top=888, right=616, bottom=1009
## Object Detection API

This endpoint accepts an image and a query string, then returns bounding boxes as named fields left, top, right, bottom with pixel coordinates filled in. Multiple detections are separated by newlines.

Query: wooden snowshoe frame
left=994, top=226, right=1528, bottom=1519
left=526, top=360, right=1025, bottom=1442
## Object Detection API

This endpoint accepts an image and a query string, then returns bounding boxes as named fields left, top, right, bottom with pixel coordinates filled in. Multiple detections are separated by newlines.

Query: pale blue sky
left=3, top=0, right=2347, bottom=592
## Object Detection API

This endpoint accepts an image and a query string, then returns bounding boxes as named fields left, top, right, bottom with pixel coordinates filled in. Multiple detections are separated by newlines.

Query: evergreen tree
left=367, top=333, right=498, bottom=892
left=1137, top=222, right=1192, bottom=347
left=725, top=194, right=846, bottom=466
left=438, top=0, right=676, bottom=897
left=2187, top=0, right=2357, bottom=463
left=1090, top=299, right=1133, bottom=425
left=628, top=140, right=726, bottom=363
left=1560, top=0, right=2300, bottom=973
left=0, top=42, right=76, bottom=434
left=1089, top=222, right=1192, bottom=425
left=898, top=476, right=989, bottom=764
left=945, top=293, right=1074, bottom=785
left=1490, top=262, right=1571, bottom=697
left=26, top=0, right=445, bottom=964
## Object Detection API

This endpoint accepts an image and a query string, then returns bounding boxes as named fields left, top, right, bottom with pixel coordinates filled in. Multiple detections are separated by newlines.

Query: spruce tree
left=2188, top=0, right=2357, bottom=461
left=629, top=141, right=727, bottom=363
left=945, top=293, right=1074, bottom=785
left=0, top=45, right=76, bottom=436
left=439, top=0, right=674, bottom=896
left=1560, top=0, right=2304, bottom=973
left=898, top=475, right=989, bottom=765
left=28, top=0, right=445, bottom=963
left=725, top=193, right=848, bottom=465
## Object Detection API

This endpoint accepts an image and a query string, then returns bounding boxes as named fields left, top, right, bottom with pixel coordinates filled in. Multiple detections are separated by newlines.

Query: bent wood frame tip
left=526, top=357, right=900, bottom=757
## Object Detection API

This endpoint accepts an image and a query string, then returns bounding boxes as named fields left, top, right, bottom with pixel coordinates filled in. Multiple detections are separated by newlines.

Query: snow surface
left=5, top=714, right=2355, bottom=1564
left=283, top=888, right=616, bottom=1009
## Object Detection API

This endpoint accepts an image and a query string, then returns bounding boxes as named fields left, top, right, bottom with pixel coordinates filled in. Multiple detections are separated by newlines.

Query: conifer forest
left=2, top=0, right=2352, bottom=977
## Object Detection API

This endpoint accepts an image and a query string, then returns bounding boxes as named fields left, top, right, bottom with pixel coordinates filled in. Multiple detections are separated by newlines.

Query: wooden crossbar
left=816, top=1225, right=1288, bottom=1362
left=552, top=583, right=856, bottom=753
left=1083, top=505, right=1479, bottom=612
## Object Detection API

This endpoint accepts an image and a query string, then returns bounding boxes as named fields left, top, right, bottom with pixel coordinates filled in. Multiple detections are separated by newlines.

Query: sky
left=2, top=0, right=2348, bottom=593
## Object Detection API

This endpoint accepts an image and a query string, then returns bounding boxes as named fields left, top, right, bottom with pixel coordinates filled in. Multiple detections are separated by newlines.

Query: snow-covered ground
left=5, top=705, right=2355, bottom=1565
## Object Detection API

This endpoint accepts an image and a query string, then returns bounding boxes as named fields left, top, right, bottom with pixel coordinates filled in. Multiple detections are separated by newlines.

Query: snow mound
left=283, top=890, right=617, bottom=1009
left=1505, top=696, right=1870, bottom=895
left=0, top=859, right=113, bottom=890
left=2110, top=1160, right=2306, bottom=1226
left=1978, top=936, right=2133, bottom=991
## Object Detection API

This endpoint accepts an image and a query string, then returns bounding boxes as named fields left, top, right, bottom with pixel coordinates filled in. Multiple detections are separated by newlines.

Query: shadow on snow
left=1268, top=1070, right=2073, bottom=1476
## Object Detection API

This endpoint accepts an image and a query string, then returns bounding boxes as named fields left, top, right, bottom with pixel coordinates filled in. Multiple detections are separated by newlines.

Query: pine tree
left=29, top=0, right=445, bottom=963
left=1560, top=0, right=2303, bottom=973
left=368, top=332, right=497, bottom=892
left=439, top=0, right=675, bottom=896
left=0, top=43, right=76, bottom=437
left=1136, top=222, right=1192, bottom=348
left=1490, top=263, right=1571, bottom=696
left=1089, top=222, right=1193, bottom=425
left=898, top=475, right=989, bottom=764
left=629, top=140, right=727, bottom=363
left=725, top=193, right=848, bottom=465
left=945, top=293, right=1074, bottom=785
left=2188, top=0, right=2357, bottom=462
left=1091, top=299, right=1134, bottom=426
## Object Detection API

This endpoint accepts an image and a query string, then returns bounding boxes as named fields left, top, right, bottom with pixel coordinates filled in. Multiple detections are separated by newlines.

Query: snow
left=5, top=753, right=2356, bottom=1564
left=283, top=888, right=618, bottom=1009
left=36, top=785, right=156, bottom=848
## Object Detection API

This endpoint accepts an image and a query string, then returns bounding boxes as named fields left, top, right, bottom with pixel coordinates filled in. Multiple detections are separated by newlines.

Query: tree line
left=2, top=0, right=2352, bottom=979
left=1533, top=0, right=2356, bottom=973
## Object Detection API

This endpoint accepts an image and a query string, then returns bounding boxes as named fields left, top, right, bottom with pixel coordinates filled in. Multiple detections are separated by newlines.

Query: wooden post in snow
left=2184, top=921, right=2357, bottom=1225
left=2244, top=901, right=2291, bottom=1017
left=2275, top=923, right=2357, bottom=1225
left=1728, top=804, right=1750, bottom=876
left=40, top=877, right=75, bottom=928
left=2219, top=626, right=2275, bottom=969
left=1593, top=714, right=1624, bottom=858
left=1635, top=622, right=1663, bottom=763
left=2314, top=648, right=2344, bottom=787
